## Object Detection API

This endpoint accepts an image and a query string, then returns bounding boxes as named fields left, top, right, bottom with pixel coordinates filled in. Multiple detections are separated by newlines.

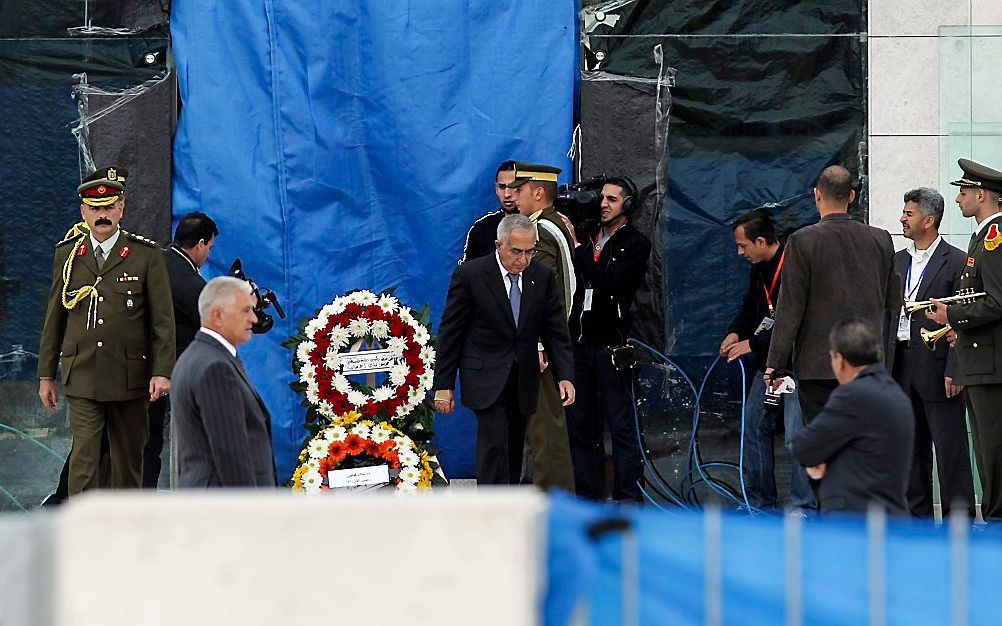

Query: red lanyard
left=760, top=247, right=787, bottom=316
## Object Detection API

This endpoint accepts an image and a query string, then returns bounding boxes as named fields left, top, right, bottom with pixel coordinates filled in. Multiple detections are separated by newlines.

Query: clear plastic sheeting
left=583, top=0, right=867, bottom=356
left=171, top=0, right=579, bottom=480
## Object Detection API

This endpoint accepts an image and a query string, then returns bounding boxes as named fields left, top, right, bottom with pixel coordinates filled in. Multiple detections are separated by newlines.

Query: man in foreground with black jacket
left=720, top=209, right=813, bottom=512
left=566, top=176, right=651, bottom=501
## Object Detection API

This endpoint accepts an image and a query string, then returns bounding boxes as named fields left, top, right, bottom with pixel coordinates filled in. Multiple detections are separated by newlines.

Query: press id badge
left=898, top=308, right=910, bottom=335
left=583, top=288, right=594, bottom=312
left=754, top=316, right=774, bottom=335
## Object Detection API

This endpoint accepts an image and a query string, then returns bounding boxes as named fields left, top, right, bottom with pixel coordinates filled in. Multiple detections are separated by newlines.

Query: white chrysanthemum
left=304, top=317, right=325, bottom=340
left=308, top=438, right=329, bottom=460
left=393, top=436, right=413, bottom=451
left=418, top=371, right=434, bottom=389
left=419, top=346, right=436, bottom=364
left=371, top=386, right=394, bottom=402
left=347, top=317, right=369, bottom=337
left=398, top=309, right=415, bottom=325
left=396, top=481, right=417, bottom=494
left=299, top=362, right=316, bottom=383
left=302, top=469, right=324, bottom=494
left=333, top=374, right=351, bottom=393
left=329, top=326, right=350, bottom=349
left=318, top=401, right=335, bottom=418
left=398, top=450, right=419, bottom=467
left=414, top=327, right=430, bottom=345
left=350, top=423, right=371, bottom=438
left=330, top=425, right=348, bottom=441
left=306, top=385, right=320, bottom=405
left=331, top=297, right=347, bottom=314
left=305, top=458, right=319, bottom=471
left=347, top=389, right=368, bottom=406
left=395, top=404, right=409, bottom=417
left=369, top=425, right=391, bottom=443
left=377, top=294, right=399, bottom=313
left=370, top=320, right=390, bottom=339
left=407, top=387, right=424, bottom=402
left=296, top=341, right=316, bottom=364
left=319, top=303, right=338, bottom=318
left=323, top=350, right=341, bottom=370
left=356, top=291, right=378, bottom=306
left=387, top=337, right=407, bottom=357
left=389, top=362, right=409, bottom=386
left=397, top=466, right=420, bottom=484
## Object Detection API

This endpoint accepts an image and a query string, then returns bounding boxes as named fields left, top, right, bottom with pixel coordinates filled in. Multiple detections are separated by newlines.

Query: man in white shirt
left=891, top=187, right=974, bottom=518
left=171, top=276, right=277, bottom=487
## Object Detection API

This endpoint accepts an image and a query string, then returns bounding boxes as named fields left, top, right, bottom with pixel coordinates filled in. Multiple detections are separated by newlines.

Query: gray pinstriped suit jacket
left=171, top=331, right=277, bottom=487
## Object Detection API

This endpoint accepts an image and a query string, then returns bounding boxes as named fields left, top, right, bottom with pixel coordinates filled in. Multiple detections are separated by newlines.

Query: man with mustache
left=37, top=166, right=175, bottom=495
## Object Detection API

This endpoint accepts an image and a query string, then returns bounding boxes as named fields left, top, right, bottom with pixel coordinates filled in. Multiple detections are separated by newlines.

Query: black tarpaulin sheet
left=584, top=0, right=867, bottom=356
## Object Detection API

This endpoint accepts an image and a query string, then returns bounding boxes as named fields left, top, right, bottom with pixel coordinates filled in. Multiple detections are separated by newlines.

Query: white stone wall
left=55, top=491, right=546, bottom=626
left=867, top=0, right=1002, bottom=249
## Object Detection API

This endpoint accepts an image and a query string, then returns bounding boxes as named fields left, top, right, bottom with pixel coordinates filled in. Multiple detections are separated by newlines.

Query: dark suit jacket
left=460, top=208, right=505, bottom=265
left=163, top=244, right=206, bottom=356
left=433, top=253, right=573, bottom=415
left=891, top=239, right=965, bottom=400
left=791, top=364, right=914, bottom=515
left=767, top=213, right=899, bottom=379
left=171, top=332, right=277, bottom=487
left=948, top=215, right=1002, bottom=386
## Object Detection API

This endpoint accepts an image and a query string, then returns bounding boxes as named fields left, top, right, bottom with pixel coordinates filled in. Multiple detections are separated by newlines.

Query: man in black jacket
left=565, top=176, right=650, bottom=501
left=891, top=187, right=974, bottom=518
left=434, top=214, right=575, bottom=485
left=143, top=212, right=218, bottom=487
left=459, top=160, right=518, bottom=264
left=766, top=166, right=899, bottom=424
left=792, top=319, right=914, bottom=516
left=720, top=209, right=813, bottom=511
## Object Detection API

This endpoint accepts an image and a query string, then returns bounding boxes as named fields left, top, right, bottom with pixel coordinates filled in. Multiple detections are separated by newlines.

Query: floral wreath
left=289, top=290, right=435, bottom=424
left=291, top=413, right=436, bottom=494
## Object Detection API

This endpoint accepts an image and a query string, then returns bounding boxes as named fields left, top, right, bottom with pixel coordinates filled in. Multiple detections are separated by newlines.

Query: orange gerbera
left=344, top=434, right=366, bottom=456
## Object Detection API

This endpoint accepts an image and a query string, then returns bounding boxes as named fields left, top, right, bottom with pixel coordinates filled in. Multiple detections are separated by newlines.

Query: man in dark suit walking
left=433, top=214, right=575, bottom=485
left=765, top=165, right=899, bottom=424
left=143, top=211, right=218, bottom=488
left=891, top=187, right=974, bottom=518
left=927, top=158, right=1002, bottom=521
left=172, top=276, right=276, bottom=487
left=792, top=319, right=914, bottom=516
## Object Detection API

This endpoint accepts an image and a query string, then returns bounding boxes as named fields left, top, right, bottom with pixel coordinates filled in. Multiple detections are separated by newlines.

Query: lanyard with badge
left=755, top=248, right=786, bottom=335
left=898, top=257, right=932, bottom=337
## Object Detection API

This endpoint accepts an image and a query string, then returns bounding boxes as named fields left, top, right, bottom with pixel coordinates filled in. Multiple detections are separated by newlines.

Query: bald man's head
left=816, top=166, right=854, bottom=204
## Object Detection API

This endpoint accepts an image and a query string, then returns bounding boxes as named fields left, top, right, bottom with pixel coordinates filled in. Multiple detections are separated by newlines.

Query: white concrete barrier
left=56, top=489, right=547, bottom=626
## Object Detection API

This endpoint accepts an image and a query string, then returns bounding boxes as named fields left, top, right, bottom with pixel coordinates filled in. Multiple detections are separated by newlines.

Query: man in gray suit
left=765, top=165, right=899, bottom=425
left=171, top=276, right=277, bottom=487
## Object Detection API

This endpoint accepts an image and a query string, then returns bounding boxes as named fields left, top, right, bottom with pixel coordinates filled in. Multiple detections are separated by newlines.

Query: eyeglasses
left=507, top=248, right=537, bottom=259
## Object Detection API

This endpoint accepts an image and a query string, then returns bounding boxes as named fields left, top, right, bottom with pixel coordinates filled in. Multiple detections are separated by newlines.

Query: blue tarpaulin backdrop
left=170, top=1, right=578, bottom=480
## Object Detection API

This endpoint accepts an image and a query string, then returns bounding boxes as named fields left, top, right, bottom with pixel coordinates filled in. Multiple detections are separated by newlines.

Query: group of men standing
left=725, top=160, right=1002, bottom=520
left=37, top=166, right=276, bottom=500
left=435, top=160, right=651, bottom=501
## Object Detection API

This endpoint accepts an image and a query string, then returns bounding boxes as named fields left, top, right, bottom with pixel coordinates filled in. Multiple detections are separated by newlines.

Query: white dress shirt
left=90, top=228, right=121, bottom=263
left=495, top=251, right=522, bottom=292
left=199, top=328, right=237, bottom=357
left=897, top=236, right=942, bottom=341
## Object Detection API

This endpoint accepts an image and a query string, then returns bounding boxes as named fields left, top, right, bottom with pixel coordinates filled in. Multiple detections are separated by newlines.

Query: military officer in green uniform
left=927, top=158, right=1002, bottom=521
left=38, top=166, right=175, bottom=495
left=508, top=161, right=576, bottom=492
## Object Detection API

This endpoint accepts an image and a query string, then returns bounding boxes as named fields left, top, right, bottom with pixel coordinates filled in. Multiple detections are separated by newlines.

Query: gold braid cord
left=59, top=225, right=128, bottom=330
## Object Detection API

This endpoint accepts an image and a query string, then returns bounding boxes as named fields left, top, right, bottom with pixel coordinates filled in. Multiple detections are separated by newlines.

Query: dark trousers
left=966, top=384, right=1002, bottom=521
left=797, top=379, right=839, bottom=424
left=66, top=396, right=148, bottom=494
left=565, top=343, right=642, bottom=501
left=143, top=396, right=169, bottom=488
left=473, top=366, right=528, bottom=485
left=892, top=343, right=975, bottom=518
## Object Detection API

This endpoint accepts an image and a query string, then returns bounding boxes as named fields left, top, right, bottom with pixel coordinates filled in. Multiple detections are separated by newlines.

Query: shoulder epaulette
left=124, top=231, right=159, bottom=247
left=56, top=233, right=85, bottom=248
